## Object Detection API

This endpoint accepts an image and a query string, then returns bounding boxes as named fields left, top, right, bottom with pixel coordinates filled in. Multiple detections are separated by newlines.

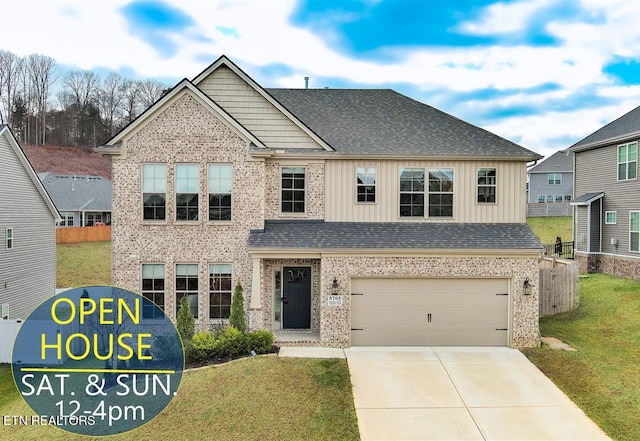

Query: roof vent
left=304, top=76, right=309, bottom=89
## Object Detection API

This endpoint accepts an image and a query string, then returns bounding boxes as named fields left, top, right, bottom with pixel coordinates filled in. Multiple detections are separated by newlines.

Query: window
left=546, top=195, right=554, bottom=203
left=281, top=167, right=305, bottom=213
left=57, top=213, right=74, bottom=227
left=143, top=164, right=166, bottom=220
left=631, top=211, right=640, bottom=253
left=399, top=167, right=424, bottom=217
left=5, top=228, right=13, bottom=250
left=548, top=173, right=562, bottom=185
left=142, top=264, right=165, bottom=319
left=176, top=264, right=198, bottom=318
left=1, top=304, right=8, bottom=320
left=428, top=168, right=454, bottom=217
left=208, top=164, right=232, bottom=221
left=537, top=195, right=545, bottom=203
left=175, top=164, right=199, bottom=221
left=209, top=264, right=232, bottom=319
left=356, top=167, right=376, bottom=203
left=618, top=142, right=638, bottom=181
left=477, top=168, right=496, bottom=203
left=605, top=211, right=617, bottom=224
left=564, top=195, right=572, bottom=201
left=555, top=195, right=563, bottom=202
left=85, top=213, right=102, bottom=226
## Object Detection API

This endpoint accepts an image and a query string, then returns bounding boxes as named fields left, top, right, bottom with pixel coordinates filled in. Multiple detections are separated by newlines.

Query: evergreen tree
left=177, top=296, right=195, bottom=342
left=229, top=282, right=246, bottom=333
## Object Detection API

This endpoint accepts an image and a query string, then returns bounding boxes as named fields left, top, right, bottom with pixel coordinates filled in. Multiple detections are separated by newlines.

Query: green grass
left=527, top=216, right=572, bottom=244
left=523, top=274, right=640, bottom=441
left=56, top=241, right=111, bottom=287
left=0, top=357, right=360, bottom=441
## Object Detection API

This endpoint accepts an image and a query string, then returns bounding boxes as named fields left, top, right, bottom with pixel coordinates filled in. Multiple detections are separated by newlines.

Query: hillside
left=22, top=145, right=112, bottom=179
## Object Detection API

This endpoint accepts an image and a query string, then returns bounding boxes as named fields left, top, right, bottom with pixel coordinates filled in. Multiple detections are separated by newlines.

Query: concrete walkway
left=279, top=346, right=611, bottom=441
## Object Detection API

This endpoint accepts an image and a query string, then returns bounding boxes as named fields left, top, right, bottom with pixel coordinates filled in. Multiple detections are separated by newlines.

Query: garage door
left=351, top=278, right=509, bottom=346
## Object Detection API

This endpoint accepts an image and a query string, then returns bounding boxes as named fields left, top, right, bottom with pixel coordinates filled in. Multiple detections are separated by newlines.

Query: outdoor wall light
left=523, top=277, right=533, bottom=295
left=331, top=277, right=339, bottom=295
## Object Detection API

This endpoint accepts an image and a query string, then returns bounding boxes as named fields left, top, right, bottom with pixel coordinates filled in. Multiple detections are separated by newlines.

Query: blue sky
left=2, top=0, right=640, bottom=160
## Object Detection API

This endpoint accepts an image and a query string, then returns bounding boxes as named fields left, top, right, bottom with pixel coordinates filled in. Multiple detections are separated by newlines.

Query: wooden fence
left=56, top=226, right=111, bottom=244
left=539, top=257, right=580, bottom=317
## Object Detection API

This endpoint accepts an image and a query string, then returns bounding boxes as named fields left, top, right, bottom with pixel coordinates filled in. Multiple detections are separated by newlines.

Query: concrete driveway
left=344, top=346, right=610, bottom=441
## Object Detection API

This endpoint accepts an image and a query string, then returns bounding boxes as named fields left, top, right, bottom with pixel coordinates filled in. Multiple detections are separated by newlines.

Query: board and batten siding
left=325, top=160, right=528, bottom=223
left=0, top=134, right=57, bottom=320
left=575, top=144, right=640, bottom=256
left=198, top=66, right=321, bottom=150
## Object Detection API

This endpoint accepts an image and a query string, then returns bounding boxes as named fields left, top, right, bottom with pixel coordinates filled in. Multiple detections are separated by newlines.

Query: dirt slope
left=22, top=145, right=112, bottom=179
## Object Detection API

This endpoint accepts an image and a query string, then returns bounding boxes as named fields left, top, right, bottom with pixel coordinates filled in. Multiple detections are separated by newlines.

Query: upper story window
left=428, top=168, right=454, bottom=217
left=281, top=167, right=305, bottom=213
left=208, top=164, right=233, bottom=221
left=477, top=168, right=496, bottom=203
left=399, top=168, right=424, bottom=217
left=356, top=167, right=376, bottom=203
left=547, top=173, right=562, bottom=185
left=631, top=211, right=639, bottom=253
left=142, top=263, right=165, bottom=319
left=175, top=164, right=199, bottom=221
left=142, top=164, right=166, bottom=220
left=176, top=264, right=199, bottom=318
left=5, top=228, right=14, bottom=250
left=209, top=264, right=232, bottom=319
left=618, top=142, right=637, bottom=181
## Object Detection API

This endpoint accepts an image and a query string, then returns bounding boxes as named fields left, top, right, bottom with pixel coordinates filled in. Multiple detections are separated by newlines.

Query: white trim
left=605, top=211, right=617, bottom=225
left=280, top=166, right=307, bottom=215
left=355, top=166, right=377, bottom=205
left=5, top=228, right=13, bottom=250
left=207, top=163, right=234, bottom=223
left=630, top=211, right=640, bottom=253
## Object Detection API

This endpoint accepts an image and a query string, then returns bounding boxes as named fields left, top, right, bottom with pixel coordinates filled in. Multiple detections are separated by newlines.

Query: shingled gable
left=96, top=78, right=267, bottom=155
left=570, top=103, right=640, bottom=152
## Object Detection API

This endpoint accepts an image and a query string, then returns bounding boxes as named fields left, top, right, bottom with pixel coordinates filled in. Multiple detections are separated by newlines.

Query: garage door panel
left=351, top=278, right=509, bottom=346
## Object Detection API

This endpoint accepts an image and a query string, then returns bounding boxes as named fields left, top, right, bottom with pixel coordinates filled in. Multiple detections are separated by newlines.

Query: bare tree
left=97, top=72, right=126, bottom=138
left=27, top=54, right=58, bottom=145
left=138, top=78, right=166, bottom=108
left=0, top=50, right=23, bottom=127
left=120, top=79, right=142, bottom=125
left=64, top=70, right=100, bottom=145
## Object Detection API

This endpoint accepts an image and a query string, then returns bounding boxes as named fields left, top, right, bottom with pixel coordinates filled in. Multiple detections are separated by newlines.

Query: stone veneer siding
left=318, top=255, right=540, bottom=348
left=576, top=252, right=640, bottom=281
left=111, top=93, right=265, bottom=329
left=264, top=162, right=325, bottom=220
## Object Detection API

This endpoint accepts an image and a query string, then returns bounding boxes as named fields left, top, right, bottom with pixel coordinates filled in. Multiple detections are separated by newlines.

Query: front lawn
left=523, top=274, right=640, bottom=441
left=56, top=241, right=111, bottom=288
left=0, top=357, right=360, bottom=441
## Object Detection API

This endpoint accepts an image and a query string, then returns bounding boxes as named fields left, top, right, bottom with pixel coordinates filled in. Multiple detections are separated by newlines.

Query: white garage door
left=351, top=278, right=509, bottom=346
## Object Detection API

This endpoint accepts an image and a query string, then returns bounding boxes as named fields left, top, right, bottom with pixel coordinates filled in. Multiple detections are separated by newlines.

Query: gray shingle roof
left=570, top=104, right=640, bottom=151
left=38, top=172, right=111, bottom=212
left=266, top=88, right=541, bottom=159
left=249, top=220, right=542, bottom=250
left=571, top=192, right=604, bottom=205
left=528, top=150, right=573, bottom=173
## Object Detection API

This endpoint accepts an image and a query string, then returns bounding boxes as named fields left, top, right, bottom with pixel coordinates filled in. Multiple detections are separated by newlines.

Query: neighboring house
left=38, top=172, right=112, bottom=227
left=97, top=56, right=543, bottom=348
left=0, top=125, right=60, bottom=320
left=569, top=105, right=640, bottom=280
left=527, top=149, right=574, bottom=203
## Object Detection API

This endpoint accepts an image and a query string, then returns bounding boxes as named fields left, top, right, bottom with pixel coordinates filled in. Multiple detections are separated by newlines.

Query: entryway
left=282, top=266, right=311, bottom=329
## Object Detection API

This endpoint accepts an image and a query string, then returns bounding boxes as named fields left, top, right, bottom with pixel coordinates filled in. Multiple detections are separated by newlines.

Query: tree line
left=0, top=49, right=167, bottom=147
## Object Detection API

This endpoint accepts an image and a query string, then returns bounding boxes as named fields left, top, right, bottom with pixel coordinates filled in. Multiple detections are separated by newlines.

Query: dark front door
left=282, top=267, right=311, bottom=329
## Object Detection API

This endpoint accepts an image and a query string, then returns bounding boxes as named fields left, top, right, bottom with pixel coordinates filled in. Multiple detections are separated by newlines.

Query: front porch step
left=274, top=331, right=320, bottom=347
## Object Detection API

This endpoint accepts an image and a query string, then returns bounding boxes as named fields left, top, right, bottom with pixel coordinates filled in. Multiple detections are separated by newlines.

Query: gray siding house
left=98, top=56, right=543, bottom=348
left=569, top=105, right=640, bottom=279
left=528, top=149, right=573, bottom=199
left=0, top=125, right=60, bottom=320
left=38, top=172, right=112, bottom=227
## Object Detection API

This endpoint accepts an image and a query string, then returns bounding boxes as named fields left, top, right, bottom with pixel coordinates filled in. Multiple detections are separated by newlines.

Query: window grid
left=176, top=264, right=199, bottom=318
left=605, top=211, right=617, bottom=225
left=142, top=264, right=165, bottom=319
left=428, top=168, right=454, bottom=217
left=477, top=168, right=496, bottom=203
left=208, top=164, right=233, bottom=221
left=356, top=167, right=376, bottom=203
left=142, top=164, right=167, bottom=220
left=6, top=228, right=13, bottom=250
left=618, top=142, right=638, bottom=181
left=209, top=264, right=233, bottom=319
left=175, top=164, right=199, bottom=221
left=399, top=167, right=425, bottom=217
left=281, top=167, right=305, bottom=213
left=547, top=173, right=562, bottom=185
left=631, top=211, right=640, bottom=253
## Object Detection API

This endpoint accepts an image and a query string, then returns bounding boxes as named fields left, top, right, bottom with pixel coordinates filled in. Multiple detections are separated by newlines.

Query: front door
left=282, top=267, right=311, bottom=329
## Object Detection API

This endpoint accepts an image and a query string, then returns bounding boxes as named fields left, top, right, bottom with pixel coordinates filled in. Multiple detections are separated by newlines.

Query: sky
left=2, top=0, right=640, bottom=160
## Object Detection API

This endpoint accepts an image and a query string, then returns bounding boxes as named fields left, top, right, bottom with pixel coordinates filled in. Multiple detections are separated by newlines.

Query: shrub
left=215, top=326, right=248, bottom=358
left=177, top=296, right=195, bottom=343
left=229, top=282, right=246, bottom=333
left=192, top=331, right=217, bottom=360
left=246, top=330, right=275, bottom=354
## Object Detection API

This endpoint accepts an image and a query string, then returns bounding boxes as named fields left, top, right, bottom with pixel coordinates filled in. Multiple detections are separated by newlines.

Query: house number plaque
left=328, top=295, right=343, bottom=306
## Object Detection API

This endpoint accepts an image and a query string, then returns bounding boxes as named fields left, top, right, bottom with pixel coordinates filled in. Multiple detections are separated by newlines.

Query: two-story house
left=98, top=56, right=543, bottom=348
left=527, top=150, right=573, bottom=218
left=569, top=104, right=640, bottom=280
left=0, top=125, right=60, bottom=321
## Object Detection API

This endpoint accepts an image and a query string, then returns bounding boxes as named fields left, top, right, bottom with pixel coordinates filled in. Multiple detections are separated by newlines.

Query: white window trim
left=207, top=163, right=233, bottom=223
left=174, top=164, right=200, bottom=223
left=175, top=263, right=200, bottom=319
left=280, top=166, right=307, bottom=215
left=618, top=141, right=638, bottom=181
left=5, top=228, right=14, bottom=250
left=355, top=166, right=377, bottom=205
left=141, top=163, right=168, bottom=223
left=1, top=303, right=9, bottom=320
left=476, top=167, right=497, bottom=205
left=605, top=211, right=617, bottom=225
left=547, top=173, right=562, bottom=185
left=427, top=167, right=454, bottom=218
left=141, top=263, right=166, bottom=321
left=399, top=166, right=426, bottom=218
left=630, top=211, right=640, bottom=253
left=208, top=263, right=234, bottom=321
